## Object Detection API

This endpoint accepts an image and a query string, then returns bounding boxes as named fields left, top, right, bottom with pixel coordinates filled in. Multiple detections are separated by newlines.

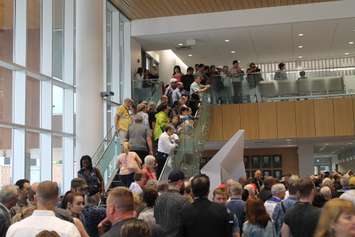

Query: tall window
left=0, top=0, right=75, bottom=192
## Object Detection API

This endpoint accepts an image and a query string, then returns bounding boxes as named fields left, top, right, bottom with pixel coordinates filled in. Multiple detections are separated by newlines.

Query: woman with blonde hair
left=314, top=198, right=355, bottom=237
left=117, top=142, right=142, bottom=187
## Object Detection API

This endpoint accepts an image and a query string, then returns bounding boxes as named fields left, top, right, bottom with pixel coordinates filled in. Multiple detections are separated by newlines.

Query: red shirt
left=142, top=166, right=157, bottom=184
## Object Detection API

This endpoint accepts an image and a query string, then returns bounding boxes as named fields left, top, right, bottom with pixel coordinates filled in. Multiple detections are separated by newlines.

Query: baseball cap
left=168, top=169, right=185, bottom=183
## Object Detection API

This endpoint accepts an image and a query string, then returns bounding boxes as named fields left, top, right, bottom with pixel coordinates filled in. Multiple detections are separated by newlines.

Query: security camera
left=100, top=91, right=114, bottom=98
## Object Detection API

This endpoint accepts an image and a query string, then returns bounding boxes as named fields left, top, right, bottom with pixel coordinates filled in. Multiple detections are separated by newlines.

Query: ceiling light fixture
left=188, top=54, right=192, bottom=57
left=345, top=52, right=350, bottom=55
left=178, top=43, right=183, bottom=46
left=298, top=56, right=303, bottom=59
left=225, top=39, right=230, bottom=42
left=231, top=50, right=236, bottom=54
left=298, top=33, right=304, bottom=37
left=298, top=45, right=303, bottom=49
left=349, top=41, right=354, bottom=45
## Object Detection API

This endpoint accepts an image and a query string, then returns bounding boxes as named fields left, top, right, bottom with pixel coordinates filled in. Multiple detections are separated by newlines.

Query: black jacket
left=181, top=197, right=233, bottom=237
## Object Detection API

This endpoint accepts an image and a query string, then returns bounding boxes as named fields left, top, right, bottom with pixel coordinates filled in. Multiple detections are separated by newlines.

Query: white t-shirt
left=129, top=182, right=143, bottom=195
left=6, top=210, right=81, bottom=237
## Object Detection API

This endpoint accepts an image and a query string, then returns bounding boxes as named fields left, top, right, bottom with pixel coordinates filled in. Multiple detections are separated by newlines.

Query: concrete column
left=297, top=144, right=314, bottom=176
left=75, top=0, right=105, bottom=166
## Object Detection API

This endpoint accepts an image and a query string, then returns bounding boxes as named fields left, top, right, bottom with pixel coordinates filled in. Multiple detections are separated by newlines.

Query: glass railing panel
left=132, top=79, right=163, bottom=103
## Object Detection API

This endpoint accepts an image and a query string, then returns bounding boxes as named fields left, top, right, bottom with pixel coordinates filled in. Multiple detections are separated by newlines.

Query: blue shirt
left=80, top=204, right=106, bottom=237
left=243, top=220, right=275, bottom=237
left=272, top=196, right=298, bottom=236
left=226, top=197, right=246, bottom=233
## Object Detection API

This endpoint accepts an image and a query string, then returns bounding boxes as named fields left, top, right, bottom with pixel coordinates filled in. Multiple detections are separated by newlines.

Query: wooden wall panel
left=333, top=98, right=354, bottom=136
left=295, top=100, right=316, bottom=137
left=207, top=106, right=223, bottom=141
left=258, top=102, right=277, bottom=139
left=276, top=101, right=296, bottom=138
left=314, top=99, right=334, bottom=137
left=240, top=103, right=259, bottom=140
left=221, top=104, right=241, bottom=140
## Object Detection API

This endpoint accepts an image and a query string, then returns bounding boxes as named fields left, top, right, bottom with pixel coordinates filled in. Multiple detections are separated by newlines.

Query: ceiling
left=112, top=0, right=336, bottom=20
left=139, top=17, right=355, bottom=67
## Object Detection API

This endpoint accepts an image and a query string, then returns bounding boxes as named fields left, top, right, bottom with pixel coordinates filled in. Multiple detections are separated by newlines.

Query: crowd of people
left=2, top=168, right=355, bottom=237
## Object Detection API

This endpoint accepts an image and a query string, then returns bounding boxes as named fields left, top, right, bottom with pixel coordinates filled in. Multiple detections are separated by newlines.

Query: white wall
left=131, top=37, right=142, bottom=77
left=158, top=49, right=188, bottom=84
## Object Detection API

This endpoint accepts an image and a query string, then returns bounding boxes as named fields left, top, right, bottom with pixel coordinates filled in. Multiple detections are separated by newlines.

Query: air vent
left=176, top=45, right=192, bottom=50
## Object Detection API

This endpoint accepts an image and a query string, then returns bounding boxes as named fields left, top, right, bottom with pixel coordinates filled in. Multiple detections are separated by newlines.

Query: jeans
left=249, top=86, right=261, bottom=103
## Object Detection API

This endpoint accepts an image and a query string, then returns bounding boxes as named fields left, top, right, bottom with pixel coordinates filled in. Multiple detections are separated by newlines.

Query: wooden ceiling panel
left=111, top=0, right=337, bottom=19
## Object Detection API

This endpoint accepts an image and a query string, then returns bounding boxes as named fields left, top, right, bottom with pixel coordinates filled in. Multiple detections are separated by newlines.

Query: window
left=0, top=127, right=12, bottom=185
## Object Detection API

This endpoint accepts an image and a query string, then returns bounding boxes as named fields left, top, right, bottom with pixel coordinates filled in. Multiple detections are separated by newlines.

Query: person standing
left=127, top=114, right=153, bottom=160
left=274, top=63, right=288, bottom=81
left=281, top=177, right=321, bottom=237
left=229, top=60, right=244, bottom=103
left=154, top=170, right=188, bottom=237
left=246, top=63, right=263, bottom=103
left=153, top=104, right=169, bottom=142
left=181, top=174, right=234, bottom=237
left=77, top=155, right=104, bottom=194
left=181, top=67, right=194, bottom=92
left=6, top=181, right=81, bottom=237
left=226, top=182, right=246, bottom=235
left=156, top=125, right=178, bottom=178
left=115, top=98, right=133, bottom=143
left=0, top=185, right=18, bottom=237
left=264, top=183, right=286, bottom=220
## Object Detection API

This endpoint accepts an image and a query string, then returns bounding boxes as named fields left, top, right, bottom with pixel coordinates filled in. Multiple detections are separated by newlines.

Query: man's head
left=254, top=170, right=262, bottom=179
left=300, top=71, right=306, bottom=77
left=278, top=62, right=286, bottom=70
left=144, top=155, right=156, bottom=170
left=160, top=95, right=169, bottom=105
left=28, top=182, right=39, bottom=205
left=187, top=67, right=194, bottom=75
left=271, top=183, right=286, bottom=199
left=134, top=114, right=144, bottom=124
left=168, top=170, right=185, bottom=190
left=229, top=182, right=243, bottom=197
left=0, top=185, right=18, bottom=209
left=36, top=181, right=59, bottom=209
left=191, top=174, right=210, bottom=199
left=320, top=186, right=332, bottom=201
left=288, top=175, right=300, bottom=196
left=164, top=125, right=175, bottom=136
left=177, top=82, right=183, bottom=89
left=232, top=60, right=240, bottom=67
left=298, top=177, right=316, bottom=200
left=212, top=188, right=228, bottom=205
left=194, top=75, right=202, bottom=84
left=106, top=187, right=135, bottom=223
left=15, top=179, right=30, bottom=202
left=133, top=172, right=146, bottom=188
left=170, top=78, right=178, bottom=87
left=70, top=178, right=88, bottom=194
left=142, top=188, right=158, bottom=208
left=123, top=98, right=133, bottom=108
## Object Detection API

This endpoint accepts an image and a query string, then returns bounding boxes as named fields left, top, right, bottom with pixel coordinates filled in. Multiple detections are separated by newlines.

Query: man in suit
left=181, top=174, right=234, bottom=237
left=0, top=185, right=18, bottom=237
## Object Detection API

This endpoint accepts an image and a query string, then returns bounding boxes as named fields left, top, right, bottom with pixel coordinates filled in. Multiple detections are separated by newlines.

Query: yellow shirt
left=116, top=105, right=132, bottom=131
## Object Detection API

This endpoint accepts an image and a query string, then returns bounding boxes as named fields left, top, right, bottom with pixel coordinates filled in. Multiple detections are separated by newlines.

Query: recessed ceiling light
left=298, top=45, right=303, bottom=49
left=345, top=52, right=350, bottom=55
left=298, top=33, right=304, bottom=37
left=349, top=41, right=354, bottom=45
left=298, top=56, right=303, bottom=59
left=188, top=54, right=192, bottom=57
left=178, top=43, right=183, bottom=46
left=231, top=50, right=236, bottom=54
left=225, top=39, right=230, bottom=42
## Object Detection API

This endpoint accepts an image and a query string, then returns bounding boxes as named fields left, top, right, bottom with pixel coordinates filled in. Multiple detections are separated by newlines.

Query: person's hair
left=134, top=114, right=143, bottom=123
left=263, top=177, right=276, bottom=189
left=71, top=178, right=87, bottom=190
left=80, top=155, right=93, bottom=170
left=233, top=60, right=239, bottom=65
left=173, top=65, right=181, bottom=75
left=242, top=189, right=249, bottom=201
left=120, top=219, right=152, bottom=237
left=288, top=175, right=300, bottom=195
left=249, top=62, right=256, bottom=68
left=198, top=64, right=204, bottom=68
left=320, top=186, right=332, bottom=200
left=143, top=188, right=158, bottom=208
left=300, top=71, right=306, bottom=76
left=321, top=178, right=333, bottom=188
left=191, top=174, right=210, bottom=198
left=137, top=67, right=143, bottom=75
left=164, top=124, right=175, bottom=132
left=15, top=179, right=30, bottom=190
left=122, top=142, right=131, bottom=155
left=0, top=185, right=18, bottom=204
left=156, top=103, right=168, bottom=113
left=278, top=62, right=285, bottom=70
left=36, top=181, right=59, bottom=203
left=64, top=192, right=84, bottom=210
left=107, top=187, right=134, bottom=212
left=246, top=199, right=270, bottom=228
left=314, top=198, right=355, bottom=237
left=213, top=188, right=227, bottom=199
left=124, top=98, right=133, bottom=104
left=36, top=230, right=61, bottom=237
left=271, top=183, right=286, bottom=196
left=229, top=182, right=243, bottom=196
left=137, top=103, right=146, bottom=113
left=298, top=177, right=315, bottom=198
left=134, top=172, right=143, bottom=182
left=145, top=179, right=158, bottom=190
left=187, top=67, right=194, bottom=72
left=144, top=155, right=155, bottom=166
left=244, top=184, right=255, bottom=196
left=180, top=106, right=190, bottom=114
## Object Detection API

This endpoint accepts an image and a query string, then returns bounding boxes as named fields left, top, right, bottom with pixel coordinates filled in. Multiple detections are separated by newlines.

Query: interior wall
left=338, top=159, right=355, bottom=173
left=204, top=147, right=299, bottom=176
left=131, top=37, right=142, bottom=77
left=158, top=49, right=188, bottom=84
